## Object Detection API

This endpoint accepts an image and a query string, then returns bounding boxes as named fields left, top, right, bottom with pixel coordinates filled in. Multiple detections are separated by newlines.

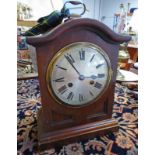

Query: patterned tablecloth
left=17, top=79, right=138, bottom=155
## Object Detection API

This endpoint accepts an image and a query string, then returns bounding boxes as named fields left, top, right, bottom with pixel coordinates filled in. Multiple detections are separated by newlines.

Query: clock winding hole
left=90, top=80, right=95, bottom=85
left=68, top=82, right=73, bottom=87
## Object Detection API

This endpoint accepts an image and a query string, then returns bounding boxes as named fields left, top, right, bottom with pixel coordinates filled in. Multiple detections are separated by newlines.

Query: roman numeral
left=89, top=91, right=94, bottom=96
left=65, top=53, right=75, bottom=64
left=98, top=73, right=105, bottom=78
left=90, top=54, right=95, bottom=62
left=96, top=63, right=104, bottom=69
left=56, top=65, right=67, bottom=71
left=79, top=94, right=84, bottom=102
left=67, top=92, right=74, bottom=100
left=94, top=82, right=102, bottom=89
left=54, top=77, right=65, bottom=82
left=58, top=85, right=67, bottom=94
left=79, top=49, right=85, bottom=60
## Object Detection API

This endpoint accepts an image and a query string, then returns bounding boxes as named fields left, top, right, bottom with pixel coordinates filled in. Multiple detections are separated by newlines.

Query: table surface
left=17, top=72, right=38, bottom=80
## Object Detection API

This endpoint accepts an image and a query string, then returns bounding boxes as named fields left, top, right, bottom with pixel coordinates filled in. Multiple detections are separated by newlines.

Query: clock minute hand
left=64, top=55, right=81, bottom=75
left=84, top=75, right=97, bottom=79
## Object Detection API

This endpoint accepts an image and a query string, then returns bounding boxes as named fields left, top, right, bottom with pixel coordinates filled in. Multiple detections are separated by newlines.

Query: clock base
left=37, top=111, right=118, bottom=150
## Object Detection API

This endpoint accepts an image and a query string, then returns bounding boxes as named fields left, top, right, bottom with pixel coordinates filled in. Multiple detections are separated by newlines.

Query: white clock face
left=47, top=42, right=111, bottom=106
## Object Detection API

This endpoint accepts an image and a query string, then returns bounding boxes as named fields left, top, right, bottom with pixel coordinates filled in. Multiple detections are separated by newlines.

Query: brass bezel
left=46, top=42, right=113, bottom=107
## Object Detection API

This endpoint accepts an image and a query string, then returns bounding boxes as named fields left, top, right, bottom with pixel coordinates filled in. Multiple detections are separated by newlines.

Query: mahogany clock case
left=26, top=18, right=131, bottom=148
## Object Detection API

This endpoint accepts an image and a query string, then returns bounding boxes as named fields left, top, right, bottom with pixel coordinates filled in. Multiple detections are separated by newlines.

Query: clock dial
left=47, top=42, right=112, bottom=106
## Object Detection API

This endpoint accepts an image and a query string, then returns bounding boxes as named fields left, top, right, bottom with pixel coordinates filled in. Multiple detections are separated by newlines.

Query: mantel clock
left=26, top=18, right=131, bottom=149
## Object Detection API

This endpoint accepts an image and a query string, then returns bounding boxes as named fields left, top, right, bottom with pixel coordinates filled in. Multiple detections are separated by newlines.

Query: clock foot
left=37, top=112, right=118, bottom=151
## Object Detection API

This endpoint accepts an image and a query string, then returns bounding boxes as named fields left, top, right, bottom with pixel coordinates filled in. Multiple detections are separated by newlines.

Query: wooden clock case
left=26, top=18, right=131, bottom=149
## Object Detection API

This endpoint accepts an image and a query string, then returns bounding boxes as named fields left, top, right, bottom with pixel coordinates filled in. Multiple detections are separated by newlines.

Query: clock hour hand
left=64, top=55, right=80, bottom=75
left=84, top=75, right=97, bottom=79
left=84, top=74, right=105, bottom=79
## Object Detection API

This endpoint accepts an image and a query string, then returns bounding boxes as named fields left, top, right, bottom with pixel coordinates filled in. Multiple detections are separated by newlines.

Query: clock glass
left=46, top=42, right=112, bottom=106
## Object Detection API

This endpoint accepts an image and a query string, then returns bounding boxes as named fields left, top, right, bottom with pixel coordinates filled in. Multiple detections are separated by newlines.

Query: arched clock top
left=26, top=18, right=131, bottom=46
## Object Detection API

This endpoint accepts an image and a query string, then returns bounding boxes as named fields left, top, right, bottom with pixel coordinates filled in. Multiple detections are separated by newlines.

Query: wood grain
left=26, top=18, right=131, bottom=149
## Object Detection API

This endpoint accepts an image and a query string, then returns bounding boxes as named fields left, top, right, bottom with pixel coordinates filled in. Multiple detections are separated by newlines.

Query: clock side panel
left=35, top=27, right=119, bottom=130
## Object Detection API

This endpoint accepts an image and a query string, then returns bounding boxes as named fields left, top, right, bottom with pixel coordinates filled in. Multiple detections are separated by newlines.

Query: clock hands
left=86, top=73, right=105, bottom=79
left=64, top=54, right=81, bottom=76
left=79, top=74, right=105, bottom=80
left=64, top=54, right=105, bottom=81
